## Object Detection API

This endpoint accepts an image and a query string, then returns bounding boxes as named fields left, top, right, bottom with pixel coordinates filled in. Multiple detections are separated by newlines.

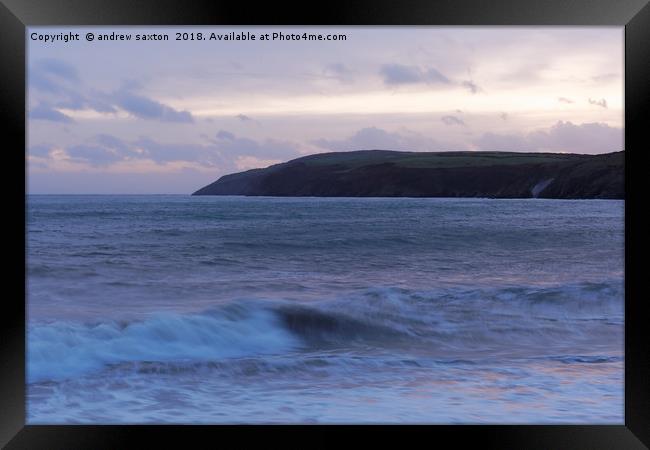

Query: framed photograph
left=1, top=0, right=648, bottom=447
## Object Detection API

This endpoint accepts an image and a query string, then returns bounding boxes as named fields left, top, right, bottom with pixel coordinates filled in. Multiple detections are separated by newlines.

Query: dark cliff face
left=192, top=150, right=624, bottom=199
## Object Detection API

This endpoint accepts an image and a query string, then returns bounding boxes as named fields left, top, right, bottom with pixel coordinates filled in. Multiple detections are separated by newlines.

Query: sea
left=26, top=195, right=625, bottom=424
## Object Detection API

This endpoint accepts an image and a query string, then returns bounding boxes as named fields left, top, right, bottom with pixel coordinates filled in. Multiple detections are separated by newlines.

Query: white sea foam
left=28, top=306, right=300, bottom=383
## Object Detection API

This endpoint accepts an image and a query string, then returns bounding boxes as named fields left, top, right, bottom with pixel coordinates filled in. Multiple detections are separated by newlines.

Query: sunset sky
left=27, top=27, right=623, bottom=194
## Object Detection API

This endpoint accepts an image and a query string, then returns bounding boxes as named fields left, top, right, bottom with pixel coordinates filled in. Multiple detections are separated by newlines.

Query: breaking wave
left=28, top=281, right=623, bottom=383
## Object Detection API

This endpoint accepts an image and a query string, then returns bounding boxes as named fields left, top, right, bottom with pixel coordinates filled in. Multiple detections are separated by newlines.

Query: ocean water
left=26, top=195, right=624, bottom=424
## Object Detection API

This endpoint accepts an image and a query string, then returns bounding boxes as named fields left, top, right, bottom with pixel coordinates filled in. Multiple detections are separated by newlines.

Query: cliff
left=193, top=150, right=624, bottom=199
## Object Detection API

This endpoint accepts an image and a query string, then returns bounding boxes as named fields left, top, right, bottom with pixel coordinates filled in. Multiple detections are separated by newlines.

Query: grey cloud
left=86, top=98, right=118, bottom=113
left=132, top=137, right=221, bottom=164
left=29, top=59, right=79, bottom=93
left=312, top=126, right=457, bottom=152
left=29, top=145, right=53, bottom=157
left=35, top=59, right=79, bottom=81
left=29, top=104, right=74, bottom=123
left=29, top=132, right=299, bottom=169
left=461, top=80, right=481, bottom=94
left=475, top=121, right=622, bottom=154
left=530, top=120, right=620, bottom=152
left=215, top=134, right=299, bottom=160
left=39, top=135, right=207, bottom=166
left=28, top=67, right=117, bottom=117
left=29, top=65, right=118, bottom=114
left=322, top=63, right=354, bottom=83
left=441, top=115, right=465, bottom=126
left=114, top=90, right=194, bottom=123
left=380, top=64, right=450, bottom=85
left=30, top=65, right=191, bottom=121
left=210, top=131, right=298, bottom=159
left=29, top=136, right=222, bottom=168
left=94, top=134, right=131, bottom=153
left=325, top=63, right=348, bottom=74
left=380, top=65, right=420, bottom=84
left=120, top=79, right=144, bottom=91
left=54, top=90, right=118, bottom=114
left=61, top=135, right=146, bottom=166
left=588, top=98, right=608, bottom=108
left=29, top=72, right=65, bottom=94
left=66, top=144, right=125, bottom=165
left=424, top=68, right=450, bottom=84
left=236, top=114, right=254, bottom=122
left=558, top=97, right=574, bottom=104
left=53, top=94, right=89, bottom=110
left=135, top=133, right=298, bottom=164
left=135, top=132, right=298, bottom=164
left=216, top=130, right=236, bottom=140
left=500, top=112, right=508, bottom=121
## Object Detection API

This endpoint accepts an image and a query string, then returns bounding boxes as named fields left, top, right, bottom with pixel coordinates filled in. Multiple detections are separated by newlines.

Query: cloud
left=113, top=89, right=194, bottom=123
left=236, top=114, right=254, bottom=122
left=474, top=120, right=622, bottom=154
left=137, top=132, right=298, bottom=163
left=216, top=130, right=235, bottom=140
left=55, top=90, right=118, bottom=114
left=65, top=144, right=126, bottom=165
left=324, top=63, right=348, bottom=75
left=30, top=136, right=223, bottom=170
left=558, top=97, right=574, bottom=104
left=588, top=98, right=608, bottom=108
left=461, top=80, right=481, bottom=94
left=29, top=59, right=79, bottom=94
left=29, top=131, right=300, bottom=172
left=29, top=72, right=62, bottom=94
left=214, top=131, right=299, bottom=159
left=441, top=115, right=465, bottom=126
left=500, top=112, right=508, bottom=121
left=380, top=64, right=450, bottom=85
left=35, top=58, right=79, bottom=81
left=29, top=144, right=54, bottom=157
left=94, top=134, right=132, bottom=153
left=323, top=63, right=352, bottom=81
left=379, top=65, right=420, bottom=84
left=131, top=137, right=221, bottom=164
left=29, top=62, right=192, bottom=122
left=55, top=134, right=149, bottom=166
left=121, top=79, right=144, bottom=91
left=29, top=103, right=74, bottom=123
left=312, top=126, right=458, bottom=152
left=28, top=64, right=118, bottom=115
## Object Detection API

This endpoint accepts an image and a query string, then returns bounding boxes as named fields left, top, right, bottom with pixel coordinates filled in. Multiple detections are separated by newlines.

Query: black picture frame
left=1, top=0, right=648, bottom=448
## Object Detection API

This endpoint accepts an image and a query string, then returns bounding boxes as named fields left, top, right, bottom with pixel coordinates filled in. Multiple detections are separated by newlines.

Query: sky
left=27, top=26, right=624, bottom=194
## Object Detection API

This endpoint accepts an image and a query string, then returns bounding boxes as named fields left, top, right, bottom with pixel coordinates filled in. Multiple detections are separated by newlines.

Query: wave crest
left=28, top=281, right=623, bottom=383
